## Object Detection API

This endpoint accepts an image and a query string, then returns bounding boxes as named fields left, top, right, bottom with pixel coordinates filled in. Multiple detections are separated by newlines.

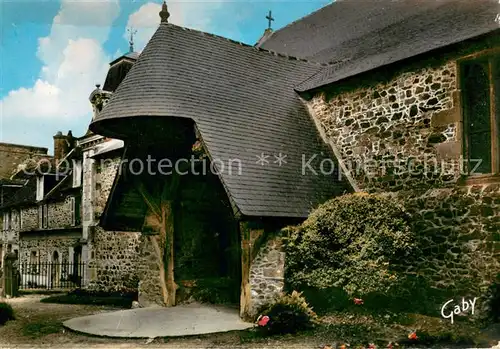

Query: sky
left=0, top=0, right=331, bottom=153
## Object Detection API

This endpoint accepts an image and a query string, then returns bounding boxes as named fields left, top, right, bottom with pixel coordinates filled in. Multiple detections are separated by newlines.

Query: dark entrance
left=174, top=171, right=241, bottom=305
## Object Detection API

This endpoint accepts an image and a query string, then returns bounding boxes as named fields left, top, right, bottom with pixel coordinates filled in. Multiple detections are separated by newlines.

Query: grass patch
left=40, top=288, right=137, bottom=308
left=22, top=320, right=62, bottom=339
left=41, top=294, right=132, bottom=308
left=239, top=310, right=492, bottom=348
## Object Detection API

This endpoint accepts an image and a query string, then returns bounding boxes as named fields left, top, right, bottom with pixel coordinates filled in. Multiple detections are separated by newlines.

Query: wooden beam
left=160, top=173, right=180, bottom=307
left=136, top=182, right=161, bottom=217
left=150, top=235, right=169, bottom=306
left=135, top=171, right=181, bottom=307
left=161, top=200, right=177, bottom=306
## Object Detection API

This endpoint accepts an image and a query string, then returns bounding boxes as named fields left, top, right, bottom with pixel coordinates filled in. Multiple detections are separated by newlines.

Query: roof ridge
left=268, top=1, right=338, bottom=38
left=164, top=23, right=328, bottom=67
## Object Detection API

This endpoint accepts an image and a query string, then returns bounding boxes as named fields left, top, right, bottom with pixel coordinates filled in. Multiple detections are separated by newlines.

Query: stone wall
left=21, top=207, right=38, bottom=231
left=19, top=234, right=81, bottom=288
left=87, top=227, right=140, bottom=291
left=84, top=152, right=141, bottom=292
left=47, top=197, right=74, bottom=229
left=307, top=56, right=500, bottom=298
left=249, top=237, right=285, bottom=316
left=136, top=235, right=165, bottom=306
left=397, top=184, right=500, bottom=296
left=19, top=234, right=80, bottom=265
left=95, top=157, right=120, bottom=217
left=308, top=60, right=460, bottom=192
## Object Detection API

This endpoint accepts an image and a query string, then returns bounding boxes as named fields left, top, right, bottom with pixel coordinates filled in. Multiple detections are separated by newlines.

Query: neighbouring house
left=0, top=142, right=49, bottom=265
left=0, top=48, right=142, bottom=292
left=88, top=0, right=500, bottom=318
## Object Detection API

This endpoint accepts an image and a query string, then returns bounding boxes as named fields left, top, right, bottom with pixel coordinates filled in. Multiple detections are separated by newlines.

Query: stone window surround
left=457, top=47, right=500, bottom=184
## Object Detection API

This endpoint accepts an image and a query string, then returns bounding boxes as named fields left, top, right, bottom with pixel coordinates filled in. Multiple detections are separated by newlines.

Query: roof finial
left=127, top=27, right=137, bottom=52
left=266, top=10, right=274, bottom=30
left=160, top=0, right=170, bottom=23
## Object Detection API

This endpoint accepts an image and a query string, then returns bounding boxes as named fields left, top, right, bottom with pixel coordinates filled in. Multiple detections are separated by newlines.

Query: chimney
left=53, top=131, right=73, bottom=161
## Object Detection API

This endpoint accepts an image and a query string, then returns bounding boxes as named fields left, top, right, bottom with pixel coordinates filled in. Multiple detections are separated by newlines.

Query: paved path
left=63, top=303, right=254, bottom=338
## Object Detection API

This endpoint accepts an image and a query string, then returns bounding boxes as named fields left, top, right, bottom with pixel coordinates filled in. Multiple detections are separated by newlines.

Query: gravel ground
left=1, top=295, right=499, bottom=349
left=0, top=295, right=315, bottom=348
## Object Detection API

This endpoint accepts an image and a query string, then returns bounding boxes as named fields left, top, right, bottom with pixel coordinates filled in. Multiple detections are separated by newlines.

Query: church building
left=87, top=0, right=500, bottom=319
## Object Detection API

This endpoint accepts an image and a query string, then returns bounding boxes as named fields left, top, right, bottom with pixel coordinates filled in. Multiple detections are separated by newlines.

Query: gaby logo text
left=440, top=297, right=477, bottom=324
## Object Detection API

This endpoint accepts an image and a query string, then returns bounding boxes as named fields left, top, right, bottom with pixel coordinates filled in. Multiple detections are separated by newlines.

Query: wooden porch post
left=137, top=172, right=180, bottom=307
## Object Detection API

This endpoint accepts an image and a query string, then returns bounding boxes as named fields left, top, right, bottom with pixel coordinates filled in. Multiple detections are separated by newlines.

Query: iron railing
left=18, top=262, right=85, bottom=290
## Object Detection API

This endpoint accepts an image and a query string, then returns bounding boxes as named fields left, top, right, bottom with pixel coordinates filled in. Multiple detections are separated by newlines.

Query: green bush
left=0, top=302, right=15, bottom=325
left=285, top=193, right=416, bottom=297
left=256, top=291, right=317, bottom=335
left=298, top=286, right=351, bottom=314
left=482, top=273, right=500, bottom=324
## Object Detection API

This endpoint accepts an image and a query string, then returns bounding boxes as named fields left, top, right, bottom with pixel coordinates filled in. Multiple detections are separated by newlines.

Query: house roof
left=90, top=139, right=124, bottom=159
left=90, top=22, right=350, bottom=218
left=103, top=52, right=139, bottom=92
left=259, top=0, right=500, bottom=91
left=44, top=174, right=75, bottom=201
left=1, top=177, right=36, bottom=209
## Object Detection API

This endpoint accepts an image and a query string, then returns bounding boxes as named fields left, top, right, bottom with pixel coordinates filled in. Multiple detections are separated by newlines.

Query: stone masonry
left=249, top=237, right=285, bottom=316
left=47, top=197, right=74, bottom=229
left=84, top=151, right=141, bottom=292
left=307, top=56, right=500, bottom=299
left=309, top=60, right=460, bottom=192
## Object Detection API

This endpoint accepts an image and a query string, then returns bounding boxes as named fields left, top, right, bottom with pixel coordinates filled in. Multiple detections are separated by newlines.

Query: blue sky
left=0, top=0, right=330, bottom=153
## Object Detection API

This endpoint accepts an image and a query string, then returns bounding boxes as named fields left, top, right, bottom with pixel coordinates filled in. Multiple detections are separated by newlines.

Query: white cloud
left=124, top=1, right=238, bottom=52
left=0, top=0, right=120, bottom=121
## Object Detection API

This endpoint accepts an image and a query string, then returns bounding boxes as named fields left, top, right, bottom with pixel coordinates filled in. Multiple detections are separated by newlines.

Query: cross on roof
left=127, top=27, right=137, bottom=52
left=266, top=10, right=274, bottom=30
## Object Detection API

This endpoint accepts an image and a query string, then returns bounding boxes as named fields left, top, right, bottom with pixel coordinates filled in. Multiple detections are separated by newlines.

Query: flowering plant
left=256, top=315, right=270, bottom=326
left=191, top=140, right=206, bottom=159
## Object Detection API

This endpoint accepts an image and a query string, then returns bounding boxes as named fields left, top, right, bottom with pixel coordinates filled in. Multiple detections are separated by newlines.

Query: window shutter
left=70, top=197, right=76, bottom=226
left=38, top=206, right=43, bottom=228
left=75, top=197, right=81, bottom=226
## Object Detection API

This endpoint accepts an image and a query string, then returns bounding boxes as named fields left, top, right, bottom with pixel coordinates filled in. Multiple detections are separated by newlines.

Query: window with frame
left=4, top=211, right=12, bottom=231
left=69, top=197, right=81, bottom=226
left=461, top=53, right=500, bottom=175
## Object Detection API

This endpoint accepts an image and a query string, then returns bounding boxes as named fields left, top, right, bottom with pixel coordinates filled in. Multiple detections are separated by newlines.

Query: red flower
left=353, top=298, right=364, bottom=305
left=368, top=344, right=376, bottom=349
left=408, top=331, right=418, bottom=340
left=257, top=315, right=270, bottom=326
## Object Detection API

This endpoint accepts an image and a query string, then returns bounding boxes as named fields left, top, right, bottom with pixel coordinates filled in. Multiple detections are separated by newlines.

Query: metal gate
left=18, top=261, right=85, bottom=290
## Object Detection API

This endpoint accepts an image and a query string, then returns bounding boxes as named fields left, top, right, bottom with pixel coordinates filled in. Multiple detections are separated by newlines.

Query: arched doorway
left=51, top=251, right=60, bottom=288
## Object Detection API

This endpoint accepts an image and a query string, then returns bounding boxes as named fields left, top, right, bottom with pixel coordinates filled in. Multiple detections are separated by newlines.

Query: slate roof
left=1, top=177, right=36, bottom=209
left=103, top=53, right=139, bottom=92
left=44, top=175, right=75, bottom=201
left=259, top=0, right=500, bottom=91
left=90, top=23, right=350, bottom=218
